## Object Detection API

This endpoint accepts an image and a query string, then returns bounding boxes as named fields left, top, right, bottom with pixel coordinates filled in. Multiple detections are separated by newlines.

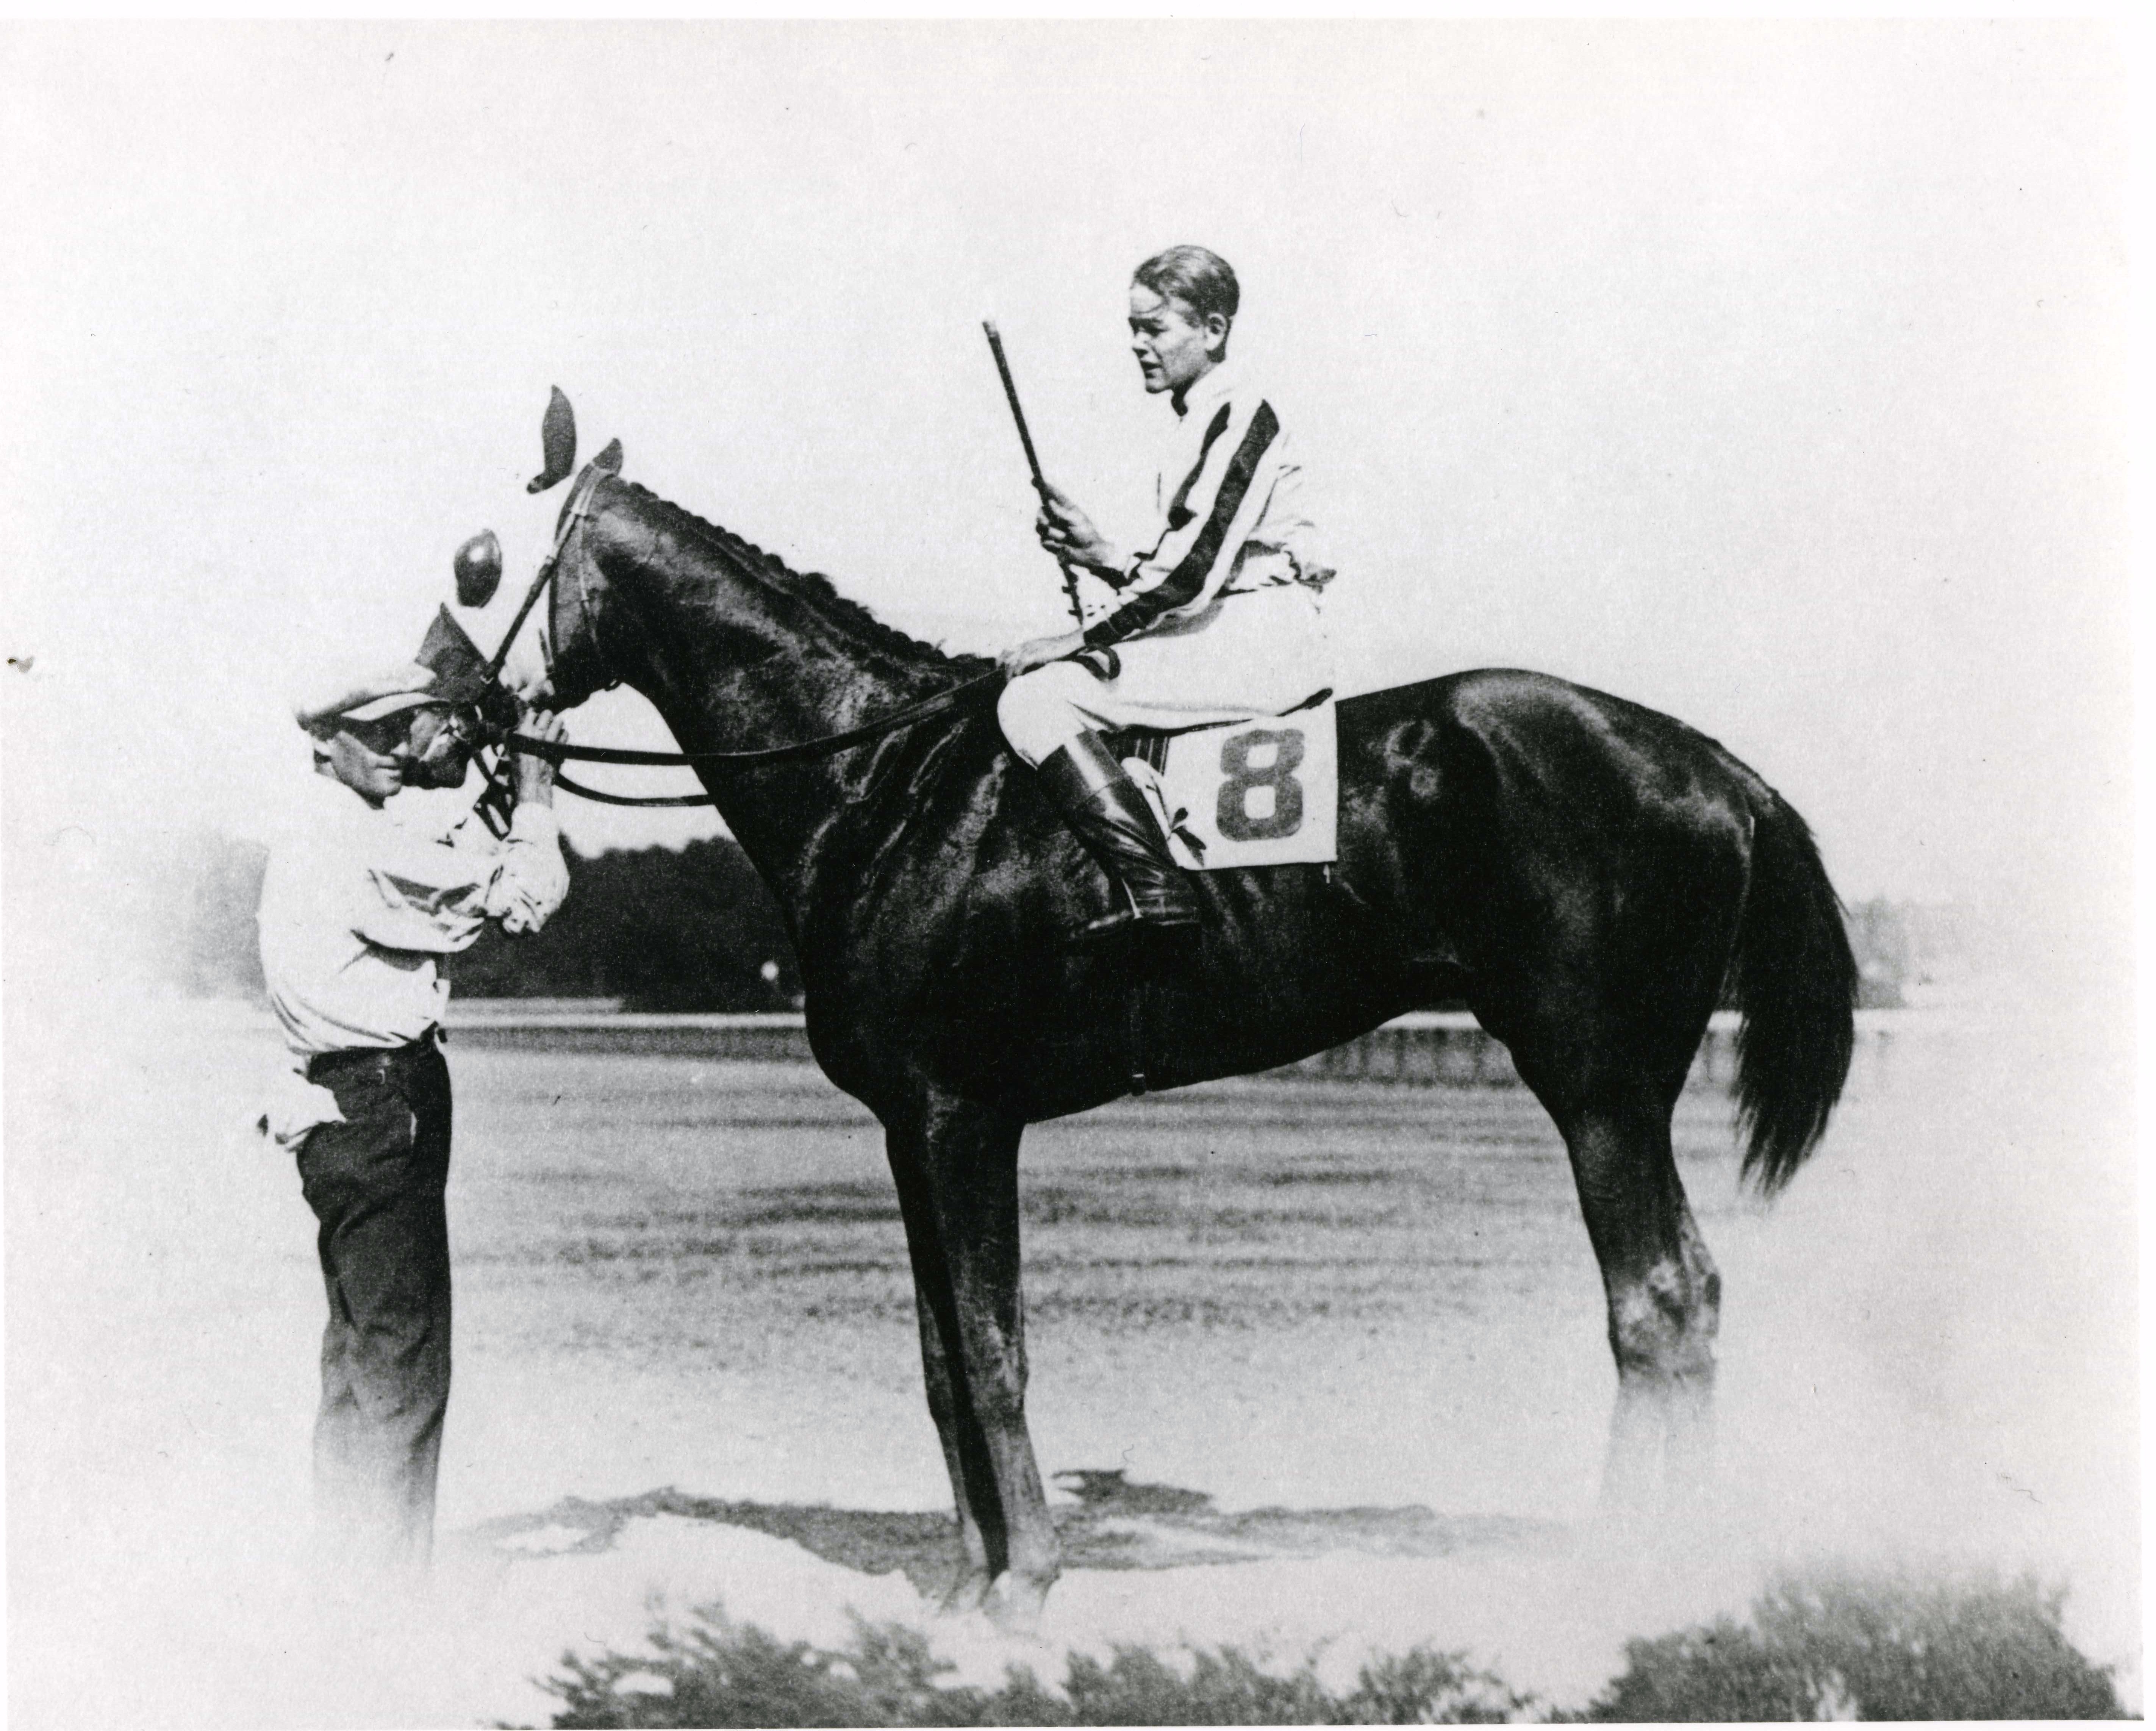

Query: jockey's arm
left=1004, top=486, right=1127, bottom=674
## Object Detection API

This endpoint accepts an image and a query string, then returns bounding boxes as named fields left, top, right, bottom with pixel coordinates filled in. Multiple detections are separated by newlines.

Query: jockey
left=997, top=245, right=1334, bottom=946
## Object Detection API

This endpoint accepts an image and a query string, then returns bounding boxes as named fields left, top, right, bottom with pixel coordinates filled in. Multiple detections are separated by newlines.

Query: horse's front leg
left=884, top=1093, right=1058, bottom=1630
left=888, top=1198, right=987, bottom=1621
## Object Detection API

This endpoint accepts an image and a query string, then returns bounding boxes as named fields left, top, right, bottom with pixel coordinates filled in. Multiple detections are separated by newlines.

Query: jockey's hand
left=998, top=630, right=1088, bottom=680
left=514, top=710, right=565, bottom=807
left=1034, top=484, right=1126, bottom=577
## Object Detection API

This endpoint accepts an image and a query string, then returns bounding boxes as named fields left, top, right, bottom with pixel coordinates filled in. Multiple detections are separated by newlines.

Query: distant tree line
left=443, top=838, right=801, bottom=1011
left=167, top=830, right=1941, bottom=1014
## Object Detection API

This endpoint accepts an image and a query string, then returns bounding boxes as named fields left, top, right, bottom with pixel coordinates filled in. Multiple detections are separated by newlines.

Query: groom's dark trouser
left=297, top=1032, right=453, bottom=1575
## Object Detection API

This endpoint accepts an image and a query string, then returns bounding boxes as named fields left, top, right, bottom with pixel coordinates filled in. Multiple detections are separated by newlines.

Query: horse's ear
left=594, top=438, right=623, bottom=474
left=527, top=386, right=577, bottom=493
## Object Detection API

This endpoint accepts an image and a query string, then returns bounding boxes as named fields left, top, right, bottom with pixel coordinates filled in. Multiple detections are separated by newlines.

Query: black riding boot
left=1037, top=732, right=1201, bottom=948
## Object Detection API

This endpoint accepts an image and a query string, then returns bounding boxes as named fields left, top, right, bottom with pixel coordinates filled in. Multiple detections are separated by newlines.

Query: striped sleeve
left=1084, top=400, right=1281, bottom=647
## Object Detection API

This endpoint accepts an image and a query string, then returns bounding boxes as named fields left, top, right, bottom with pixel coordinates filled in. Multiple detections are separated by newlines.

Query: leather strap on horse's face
left=543, top=448, right=631, bottom=696
left=482, top=448, right=618, bottom=690
left=551, top=496, right=621, bottom=697
left=465, top=451, right=622, bottom=835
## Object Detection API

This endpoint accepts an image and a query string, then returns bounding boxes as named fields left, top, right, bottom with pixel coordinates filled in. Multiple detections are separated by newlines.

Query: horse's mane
left=618, top=480, right=994, bottom=675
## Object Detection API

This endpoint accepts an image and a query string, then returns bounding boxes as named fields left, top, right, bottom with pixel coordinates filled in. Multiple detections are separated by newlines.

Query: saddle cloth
left=1113, top=702, right=1338, bottom=871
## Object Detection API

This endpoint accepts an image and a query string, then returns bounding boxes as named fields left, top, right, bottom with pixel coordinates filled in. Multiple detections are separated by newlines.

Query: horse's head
left=539, top=441, right=627, bottom=712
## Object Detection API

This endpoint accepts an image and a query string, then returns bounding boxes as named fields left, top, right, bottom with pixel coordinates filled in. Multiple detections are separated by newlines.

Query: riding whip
left=982, top=321, right=1086, bottom=630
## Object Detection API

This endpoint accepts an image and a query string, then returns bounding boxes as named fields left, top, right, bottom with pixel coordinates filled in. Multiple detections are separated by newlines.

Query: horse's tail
left=1729, top=789, right=1858, bottom=1195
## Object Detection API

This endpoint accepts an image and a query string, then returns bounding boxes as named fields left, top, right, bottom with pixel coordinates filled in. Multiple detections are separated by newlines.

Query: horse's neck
left=634, top=672, right=871, bottom=874
left=599, top=507, right=958, bottom=901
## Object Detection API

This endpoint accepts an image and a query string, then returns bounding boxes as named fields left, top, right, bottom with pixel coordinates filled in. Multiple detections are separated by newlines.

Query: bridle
left=467, top=451, right=1002, bottom=826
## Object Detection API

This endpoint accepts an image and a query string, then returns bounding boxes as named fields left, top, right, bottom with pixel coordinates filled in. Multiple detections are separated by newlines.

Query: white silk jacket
left=1082, top=359, right=1333, bottom=650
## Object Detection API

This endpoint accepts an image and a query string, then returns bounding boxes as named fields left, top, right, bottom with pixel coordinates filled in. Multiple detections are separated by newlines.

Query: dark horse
left=536, top=446, right=1857, bottom=1627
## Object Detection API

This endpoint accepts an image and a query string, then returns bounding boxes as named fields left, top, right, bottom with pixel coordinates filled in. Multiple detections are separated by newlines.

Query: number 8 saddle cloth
left=1110, top=698, right=1338, bottom=871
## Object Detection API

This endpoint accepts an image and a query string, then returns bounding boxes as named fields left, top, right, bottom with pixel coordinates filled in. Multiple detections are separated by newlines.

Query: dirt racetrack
left=5, top=990, right=2138, bottom=1726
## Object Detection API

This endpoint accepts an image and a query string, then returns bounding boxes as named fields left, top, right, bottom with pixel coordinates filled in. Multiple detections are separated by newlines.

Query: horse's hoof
left=936, top=1570, right=992, bottom=1618
left=982, top=1571, right=1052, bottom=1637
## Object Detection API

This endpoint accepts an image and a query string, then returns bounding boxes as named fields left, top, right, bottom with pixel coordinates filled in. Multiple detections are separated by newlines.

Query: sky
left=0, top=21, right=2132, bottom=959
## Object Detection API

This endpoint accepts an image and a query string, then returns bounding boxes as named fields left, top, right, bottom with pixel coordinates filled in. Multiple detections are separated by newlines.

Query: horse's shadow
left=460, top=1469, right=1571, bottom=1599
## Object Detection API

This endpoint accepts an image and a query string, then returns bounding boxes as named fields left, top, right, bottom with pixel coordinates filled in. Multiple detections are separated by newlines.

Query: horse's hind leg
left=1476, top=790, right=1744, bottom=1512
left=1494, top=987, right=1722, bottom=1511
left=883, top=1093, right=1058, bottom=1629
left=1559, top=1094, right=1721, bottom=1511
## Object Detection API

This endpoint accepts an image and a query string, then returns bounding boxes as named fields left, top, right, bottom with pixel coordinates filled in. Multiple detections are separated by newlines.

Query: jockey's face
left=1129, top=284, right=1226, bottom=400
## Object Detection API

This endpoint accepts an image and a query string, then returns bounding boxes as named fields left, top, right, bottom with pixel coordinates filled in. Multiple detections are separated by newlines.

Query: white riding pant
left=997, top=585, right=1333, bottom=768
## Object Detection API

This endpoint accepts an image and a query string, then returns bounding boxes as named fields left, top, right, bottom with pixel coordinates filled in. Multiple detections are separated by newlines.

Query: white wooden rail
left=442, top=1002, right=1921, bottom=1090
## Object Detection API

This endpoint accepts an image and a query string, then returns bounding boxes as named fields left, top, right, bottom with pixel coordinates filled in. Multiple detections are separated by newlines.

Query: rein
left=505, top=669, right=1002, bottom=804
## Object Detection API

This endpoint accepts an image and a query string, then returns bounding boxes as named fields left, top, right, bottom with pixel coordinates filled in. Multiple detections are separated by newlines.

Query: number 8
left=1216, top=729, right=1304, bottom=841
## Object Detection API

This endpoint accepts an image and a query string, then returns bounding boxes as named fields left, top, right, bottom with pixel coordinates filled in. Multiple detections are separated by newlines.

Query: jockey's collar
left=1173, top=358, right=1238, bottom=421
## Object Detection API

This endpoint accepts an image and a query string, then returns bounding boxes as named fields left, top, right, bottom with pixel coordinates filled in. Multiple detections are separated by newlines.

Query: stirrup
left=1065, top=888, right=1200, bottom=953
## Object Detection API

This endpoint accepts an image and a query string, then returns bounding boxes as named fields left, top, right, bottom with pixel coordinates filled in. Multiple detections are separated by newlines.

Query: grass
left=1580, top=1567, right=2126, bottom=1722
left=538, top=1619, right=1524, bottom=1727
left=533, top=1564, right=2125, bottom=1725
